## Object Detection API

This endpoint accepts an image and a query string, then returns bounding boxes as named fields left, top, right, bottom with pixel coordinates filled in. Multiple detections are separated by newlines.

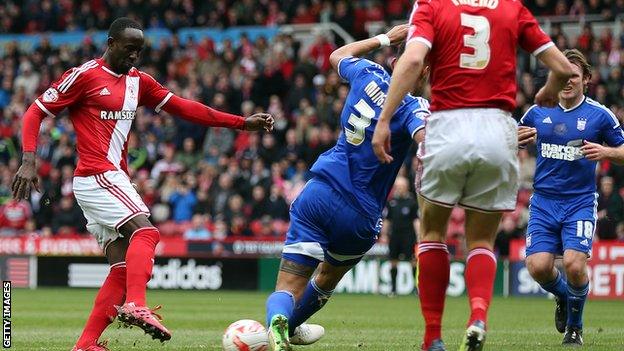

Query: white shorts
left=416, top=108, right=519, bottom=212
left=73, top=170, right=150, bottom=249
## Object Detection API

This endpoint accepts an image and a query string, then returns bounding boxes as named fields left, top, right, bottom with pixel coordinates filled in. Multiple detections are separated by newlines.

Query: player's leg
left=118, top=215, right=158, bottom=307
left=73, top=233, right=129, bottom=351
left=457, top=109, right=519, bottom=351
left=388, top=235, right=400, bottom=296
left=560, top=201, right=594, bottom=346
left=524, top=194, right=568, bottom=333
left=115, top=214, right=171, bottom=341
left=288, top=260, right=353, bottom=331
left=415, top=110, right=468, bottom=351
left=462, top=209, right=501, bottom=339
left=266, top=256, right=316, bottom=351
left=267, top=178, right=332, bottom=350
left=561, top=249, right=588, bottom=345
left=417, top=197, right=453, bottom=350
left=389, top=258, right=398, bottom=296
left=526, top=252, right=568, bottom=333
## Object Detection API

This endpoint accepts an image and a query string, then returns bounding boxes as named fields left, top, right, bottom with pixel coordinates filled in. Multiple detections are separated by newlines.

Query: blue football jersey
left=310, top=56, right=428, bottom=216
left=520, top=97, right=624, bottom=197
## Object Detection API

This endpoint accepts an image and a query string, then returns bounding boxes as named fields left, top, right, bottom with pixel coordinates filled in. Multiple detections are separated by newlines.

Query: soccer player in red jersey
left=11, top=18, right=273, bottom=351
left=372, top=1, right=576, bottom=350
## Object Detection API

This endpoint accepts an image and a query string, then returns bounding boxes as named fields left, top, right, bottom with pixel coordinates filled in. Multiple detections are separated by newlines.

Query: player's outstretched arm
left=329, top=24, right=409, bottom=71
left=535, top=46, right=576, bottom=107
left=581, top=142, right=624, bottom=165
left=161, top=95, right=274, bottom=132
left=372, top=41, right=429, bottom=163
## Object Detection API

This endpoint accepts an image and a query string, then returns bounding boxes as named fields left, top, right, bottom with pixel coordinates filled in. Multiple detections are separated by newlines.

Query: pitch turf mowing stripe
left=10, top=288, right=624, bottom=350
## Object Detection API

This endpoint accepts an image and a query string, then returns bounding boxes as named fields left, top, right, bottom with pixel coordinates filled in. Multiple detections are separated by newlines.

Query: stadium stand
left=0, top=0, right=623, bottom=258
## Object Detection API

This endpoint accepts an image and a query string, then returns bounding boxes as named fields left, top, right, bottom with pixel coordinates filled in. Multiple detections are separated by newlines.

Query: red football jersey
left=34, top=58, right=172, bottom=176
left=408, top=0, right=553, bottom=112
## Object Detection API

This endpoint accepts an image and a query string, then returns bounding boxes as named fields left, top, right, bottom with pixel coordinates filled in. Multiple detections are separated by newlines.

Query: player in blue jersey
left=519, top=49, right=624, bottom=346
left=264, top=24, right=431, bottom=351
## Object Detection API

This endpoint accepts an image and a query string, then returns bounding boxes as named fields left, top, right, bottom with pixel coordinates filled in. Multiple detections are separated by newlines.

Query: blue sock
left=266, top=290, right=295, bottom=327
left=567, top=282, right=589, bottom=329
left=288, top=279, right=333, bottom=333
left=540, top=271, right=568, bottom=299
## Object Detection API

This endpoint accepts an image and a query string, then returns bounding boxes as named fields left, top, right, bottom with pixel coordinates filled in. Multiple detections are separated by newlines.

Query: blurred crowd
left=0, top=0, right=413, bottom=38
left=0, top=2, right=623, bottom=257
left=1, top=0, right=622, bottom=38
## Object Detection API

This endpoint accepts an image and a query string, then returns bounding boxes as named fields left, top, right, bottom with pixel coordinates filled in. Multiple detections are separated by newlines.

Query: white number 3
left=345, top=99, right=374, bottom=146
left=460, top=13, right=490, bottom=70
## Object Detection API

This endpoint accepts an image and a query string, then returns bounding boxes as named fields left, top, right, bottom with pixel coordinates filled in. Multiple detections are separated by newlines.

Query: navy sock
left=288, top=279, right=333, bottom=333
left=265, top=290, right=295, bottom=327
left=567, top=282, right=589, bottom=329
left=540, top=270, right=568, bottom=299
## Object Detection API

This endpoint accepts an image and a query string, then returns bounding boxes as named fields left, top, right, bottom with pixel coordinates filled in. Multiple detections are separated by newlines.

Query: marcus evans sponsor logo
left=100, top=110, right=136, bottom=120
left=148, top=259, right=222, bottom=290
left=541, top=142, right=583, bottom=161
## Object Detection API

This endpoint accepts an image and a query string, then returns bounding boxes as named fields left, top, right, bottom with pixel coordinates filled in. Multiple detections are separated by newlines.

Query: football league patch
left=42, top=88, right=59, bottom=103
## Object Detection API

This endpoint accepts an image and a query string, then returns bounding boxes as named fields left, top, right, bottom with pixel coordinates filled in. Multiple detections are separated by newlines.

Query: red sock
left=75, top=263, right=126, bottom=348
left=465, top=247, right=497, bottom=326
left=417, top=242, right=450, bottom=349
left=125, top=227, right=159, bottom=306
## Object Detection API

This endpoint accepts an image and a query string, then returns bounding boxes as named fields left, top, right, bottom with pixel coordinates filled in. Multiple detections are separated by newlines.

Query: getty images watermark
left=2, top=281, right=10, bottom=348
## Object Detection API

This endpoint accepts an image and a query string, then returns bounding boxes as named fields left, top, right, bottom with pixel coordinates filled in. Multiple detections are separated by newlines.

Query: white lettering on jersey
left=540, top=142, right=583, bottom=161
left=451, top=0, right=498, bottom=9
left=363, top=81, right=386, bottom=108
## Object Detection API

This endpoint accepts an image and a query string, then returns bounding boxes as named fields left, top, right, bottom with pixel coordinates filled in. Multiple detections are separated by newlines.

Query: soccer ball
left=222, top=319, right=269, bottom=351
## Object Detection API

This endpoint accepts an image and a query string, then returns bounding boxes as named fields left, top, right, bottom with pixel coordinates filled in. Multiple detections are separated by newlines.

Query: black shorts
left=388, top=234, right=416, bottom=261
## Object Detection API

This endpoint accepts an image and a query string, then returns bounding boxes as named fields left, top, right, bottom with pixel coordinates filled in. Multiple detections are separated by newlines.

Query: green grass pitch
left=11, top=288, right=624, bottom=350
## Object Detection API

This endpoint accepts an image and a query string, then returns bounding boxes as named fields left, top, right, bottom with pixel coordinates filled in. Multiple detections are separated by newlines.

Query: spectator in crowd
left=267, top=184, right=289, bottom=221
left=51, top=196, right=86, bottom=235
left=169, top=182, right=198, bottom=223
left=183, top=214, right=212, bottom=240
left=596, top=176, right=624, bottom=240
left=0, top=198, right=31, bottom=235
left=175, top=137, right=202, bottom=172
left=151, top=144, right=184, bottom=181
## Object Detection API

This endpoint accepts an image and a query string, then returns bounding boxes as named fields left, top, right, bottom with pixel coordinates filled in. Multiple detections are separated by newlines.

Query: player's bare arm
left=329, top=24, right=409, bottom=70
left=373, top=42, right=429, bottom=163
left=581, top=141, right=624, bottom=164
left=518, top=126, right=537, bottom=146
left=413, top=129, right=425, bottom=144
left=535, top=46, right=576, bottom=107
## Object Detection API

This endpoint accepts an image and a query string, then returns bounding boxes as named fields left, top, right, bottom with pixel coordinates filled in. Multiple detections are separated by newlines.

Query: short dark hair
left=108, top=17, right=142, bottom=39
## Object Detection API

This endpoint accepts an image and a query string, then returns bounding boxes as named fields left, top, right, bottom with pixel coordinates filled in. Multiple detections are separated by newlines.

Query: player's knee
left=563, top=259, right=587, bottom=283
left=526, top=257, right=553, bottom=282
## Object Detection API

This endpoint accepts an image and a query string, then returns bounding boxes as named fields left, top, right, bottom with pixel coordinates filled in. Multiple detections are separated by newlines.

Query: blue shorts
left=282, top=178, right=382, bottom=267
left=525, top=192, right=597, bottom=257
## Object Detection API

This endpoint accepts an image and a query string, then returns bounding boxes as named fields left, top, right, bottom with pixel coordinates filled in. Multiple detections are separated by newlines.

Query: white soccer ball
left=222, top=319, right=269, bottom=351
